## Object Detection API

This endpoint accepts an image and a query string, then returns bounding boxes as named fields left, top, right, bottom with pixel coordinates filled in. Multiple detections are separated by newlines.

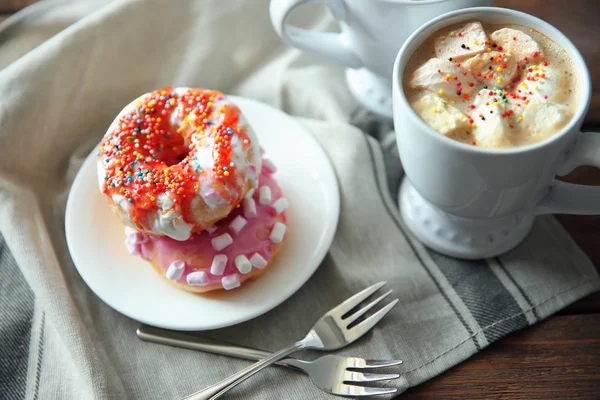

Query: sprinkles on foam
left=432, top=27, right=552, bottom=146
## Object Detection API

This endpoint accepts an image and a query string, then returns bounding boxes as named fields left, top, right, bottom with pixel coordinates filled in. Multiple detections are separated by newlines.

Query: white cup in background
left=270, top=0, right=492, bottom=117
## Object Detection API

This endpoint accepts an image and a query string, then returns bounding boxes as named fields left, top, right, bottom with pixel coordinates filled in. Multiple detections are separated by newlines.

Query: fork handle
left=183, top=340, right=306, bottom=400
left=136, top=325, right=304, bottom=371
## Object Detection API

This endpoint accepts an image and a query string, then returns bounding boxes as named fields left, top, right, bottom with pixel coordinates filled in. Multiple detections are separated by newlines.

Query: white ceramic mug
left=270, top=0, right=492, bottom=78
left=392, top=7, right=600, bottom=258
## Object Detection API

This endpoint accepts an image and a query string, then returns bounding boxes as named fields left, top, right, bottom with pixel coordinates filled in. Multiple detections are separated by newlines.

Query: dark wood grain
left=402, top=315, right=600, bottom=399
left=556, top=166, right=600, bottom=275
left=561, top=292, right=600, bottom=314
left=2, top=0, right=600, bottom=399
left=0, top=0, right=37, bottom=13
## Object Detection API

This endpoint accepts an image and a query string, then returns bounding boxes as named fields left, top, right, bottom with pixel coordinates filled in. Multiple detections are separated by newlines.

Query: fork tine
left=363, top=359, right=404, bottom=368
left=345, top=358, right=403, bottom=369
left=344, top=289, right=392, bottom=326
left=342, top=385, right=398, bottom=397
left=344, top=371, right=400, bottom=383
left=330, top=281, right=387, bottom=317
left=348, top=299, right=399, bottom=338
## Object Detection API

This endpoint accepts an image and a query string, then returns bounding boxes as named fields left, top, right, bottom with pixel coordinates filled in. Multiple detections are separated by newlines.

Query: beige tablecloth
left=0, top=1, right=598, bottom=399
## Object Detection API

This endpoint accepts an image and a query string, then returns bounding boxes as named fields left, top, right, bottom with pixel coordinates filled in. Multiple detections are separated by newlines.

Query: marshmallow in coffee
left=404, top=21, right=578, bottom=149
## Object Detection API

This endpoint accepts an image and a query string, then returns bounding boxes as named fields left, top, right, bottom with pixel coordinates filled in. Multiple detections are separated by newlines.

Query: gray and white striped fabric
left=1, top=1, right=599, bottom=399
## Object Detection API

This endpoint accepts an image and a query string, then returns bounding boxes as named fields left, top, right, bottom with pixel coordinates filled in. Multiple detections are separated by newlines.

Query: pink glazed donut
left=124, top=160, right=288, bottom=293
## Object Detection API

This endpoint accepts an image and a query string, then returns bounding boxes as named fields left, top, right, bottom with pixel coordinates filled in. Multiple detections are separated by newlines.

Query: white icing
left=158, top=193, right=173, bottom=211
left=112, top=194, right=130, bottom=213
left=150, top=209, right=193, bottom=242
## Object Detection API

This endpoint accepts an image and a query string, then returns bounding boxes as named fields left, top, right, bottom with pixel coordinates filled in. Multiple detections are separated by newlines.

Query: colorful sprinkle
left=98, top=87, right=253, bottom=230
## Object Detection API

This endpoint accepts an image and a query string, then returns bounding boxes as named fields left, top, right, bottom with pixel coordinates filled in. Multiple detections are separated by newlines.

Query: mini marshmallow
left=125, top=233, right=146, bottom=255
left=250, top=253, right=268, bottom=269
left=243, top=198, right=257, bottom=219
left=210, top=254, right=228, bottom=275
left=270, top=222, right=286, bottom=243
left=271, top=198, right=288, bottom=215
left=166, top=260, right=185, bottom=281
left=222, top=274, right=241, bottom=290
left=125, top=234, right=138, bottom=247
left=126, top=230, right=147, bottom=245
left=125, top=240, right=140, bottom=256
left=205, top=225, right=218, bottom=234
left=187, top=271, right=209, bottom=286
left=211, top=233, right=233, bottom=251
left=262, top=158, right=277, bottom=174
left=245, top=188, right=256, bottom=199
left=259, top=186, right=272, bottom=205
left=229, top=215, right=247, bottom=235
left=235, top=255, right=252, bottom=274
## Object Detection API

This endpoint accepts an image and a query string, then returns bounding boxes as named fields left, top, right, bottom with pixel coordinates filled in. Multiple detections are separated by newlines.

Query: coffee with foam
left=403, top=21, right=579, bottom=149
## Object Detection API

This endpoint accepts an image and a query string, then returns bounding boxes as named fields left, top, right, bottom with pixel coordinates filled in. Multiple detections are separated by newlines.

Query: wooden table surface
left=2, top=0, right=598, bottom=399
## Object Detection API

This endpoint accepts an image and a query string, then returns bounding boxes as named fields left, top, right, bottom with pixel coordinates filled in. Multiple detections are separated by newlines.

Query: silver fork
left=183, top=281, right=399, bottom=400
left=137, top=325, right=402, bottom=397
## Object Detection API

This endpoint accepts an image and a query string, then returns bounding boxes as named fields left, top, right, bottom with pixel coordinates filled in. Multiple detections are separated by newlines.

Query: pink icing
left=130, top=167, right=287, bottom=290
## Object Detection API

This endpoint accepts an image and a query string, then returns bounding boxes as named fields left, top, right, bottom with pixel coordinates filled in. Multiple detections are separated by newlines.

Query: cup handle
left=269, top=0, right=363, bottom=68
left=533, top=132, right=600, bottom=215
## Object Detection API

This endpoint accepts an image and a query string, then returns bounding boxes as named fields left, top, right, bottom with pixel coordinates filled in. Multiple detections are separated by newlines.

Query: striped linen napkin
left=1, top=1, right=598, bottom=399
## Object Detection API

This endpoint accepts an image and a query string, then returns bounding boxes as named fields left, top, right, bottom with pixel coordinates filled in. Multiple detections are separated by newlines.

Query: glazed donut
left=97, top=87, right=261, bottom=240
left=125, top=163, right=288, bottom=293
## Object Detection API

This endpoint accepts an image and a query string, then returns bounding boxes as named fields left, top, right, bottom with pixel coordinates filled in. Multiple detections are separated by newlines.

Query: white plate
left=65, top=96, right=339, bottom=331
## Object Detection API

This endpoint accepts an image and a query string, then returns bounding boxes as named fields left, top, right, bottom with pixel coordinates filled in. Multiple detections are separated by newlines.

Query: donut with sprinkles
left=97, top=87, right=261, bottom=241
left=125, top=160, right=288, bottom=293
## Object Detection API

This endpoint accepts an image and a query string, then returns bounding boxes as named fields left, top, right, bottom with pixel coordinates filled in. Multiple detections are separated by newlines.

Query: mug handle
left=269, top=0, right=363, bottom=69
left=533, top=132, right=600, bottom=215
